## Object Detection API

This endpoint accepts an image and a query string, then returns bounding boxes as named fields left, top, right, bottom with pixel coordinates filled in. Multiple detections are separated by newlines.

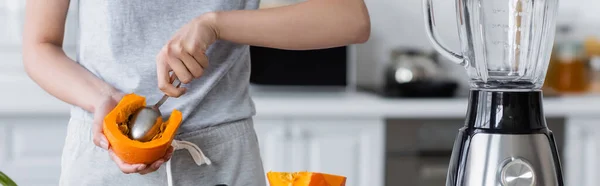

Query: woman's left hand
left=156, top=13, right=218, bottom=97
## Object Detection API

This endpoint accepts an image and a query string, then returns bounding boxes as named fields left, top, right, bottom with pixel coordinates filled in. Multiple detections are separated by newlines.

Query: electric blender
left=422, top=0, right=564, bottom=185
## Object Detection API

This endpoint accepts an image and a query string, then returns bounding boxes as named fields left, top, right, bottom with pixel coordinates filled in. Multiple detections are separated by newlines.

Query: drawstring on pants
left=166, top=139, right=211, bottom=186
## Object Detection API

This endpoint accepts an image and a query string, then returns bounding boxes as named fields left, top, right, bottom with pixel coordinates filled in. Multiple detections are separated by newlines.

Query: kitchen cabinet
left=252, top=117, right=289, bottom=185
left=564, top=116, right=600, bottom=186
left=2, top=81, right=600, bottom=186
left=253, top=117, right=385, bottom=186
left=0, top=116, right=384, bottom=186
left=0, top=116, right=69, bottom=186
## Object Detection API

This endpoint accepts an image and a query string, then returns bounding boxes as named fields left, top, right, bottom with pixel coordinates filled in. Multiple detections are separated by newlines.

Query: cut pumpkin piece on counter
left=267, top=171, right=346, bottom=186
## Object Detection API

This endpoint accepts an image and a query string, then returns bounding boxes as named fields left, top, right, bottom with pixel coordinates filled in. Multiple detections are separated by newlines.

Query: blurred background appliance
left=381, top=47, right=458, bottom=98
left=358, top=47, right=459, bottom=98
left=249, top=46, right=350, bottom=87
left=249, top=0, right=354, bottom=90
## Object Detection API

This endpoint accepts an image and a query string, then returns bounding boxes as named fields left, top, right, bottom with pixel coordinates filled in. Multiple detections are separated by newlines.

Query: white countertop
left=249, top=88, right=600, bottom=118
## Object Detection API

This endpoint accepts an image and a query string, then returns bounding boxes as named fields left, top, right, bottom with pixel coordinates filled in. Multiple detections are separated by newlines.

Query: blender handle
left=422, top=0, right=465, bottom=66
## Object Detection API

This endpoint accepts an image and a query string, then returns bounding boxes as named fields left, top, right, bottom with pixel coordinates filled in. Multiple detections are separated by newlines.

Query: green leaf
left=0, top=171, right=17, bottom=186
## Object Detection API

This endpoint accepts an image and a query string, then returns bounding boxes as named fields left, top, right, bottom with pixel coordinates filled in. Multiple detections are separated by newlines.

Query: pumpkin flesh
left=267, top=171, right=346, bottom=186
left=103, top=93, right=182, bottom=164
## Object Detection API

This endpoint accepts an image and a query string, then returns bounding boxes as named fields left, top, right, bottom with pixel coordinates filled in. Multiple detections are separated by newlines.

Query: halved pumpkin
left=103, top=93, right=182, bottom=164
left=267, top=171, right=346, bottom=186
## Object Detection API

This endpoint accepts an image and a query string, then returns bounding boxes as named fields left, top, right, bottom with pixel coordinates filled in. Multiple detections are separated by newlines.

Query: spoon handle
left=153, top=77, right=182, bottom=109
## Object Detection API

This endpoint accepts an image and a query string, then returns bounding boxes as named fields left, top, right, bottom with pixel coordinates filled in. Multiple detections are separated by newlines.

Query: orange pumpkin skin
left=103, top=93, right=182, bottom=164
left=267, top=171, right=346, bottom=186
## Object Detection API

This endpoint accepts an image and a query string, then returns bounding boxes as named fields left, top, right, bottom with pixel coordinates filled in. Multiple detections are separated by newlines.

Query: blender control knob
left=500, top=158, right=535, bottom=186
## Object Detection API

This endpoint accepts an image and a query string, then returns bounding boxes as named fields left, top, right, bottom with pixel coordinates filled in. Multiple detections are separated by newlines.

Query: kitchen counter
left=250, top=89, right=600, bottom=118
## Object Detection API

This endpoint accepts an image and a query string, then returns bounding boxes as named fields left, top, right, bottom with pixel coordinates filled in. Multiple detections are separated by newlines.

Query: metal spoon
left=128, top=78, right=181, bottom=142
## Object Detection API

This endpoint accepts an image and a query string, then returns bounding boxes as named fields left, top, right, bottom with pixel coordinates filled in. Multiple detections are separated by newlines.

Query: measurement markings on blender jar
left=492, top=9, right=507, bottom=13
left=491, top=40, right=516, bottom=50
left=489, top=8, right=523, bottom=51
left=491, top=24, right=509, bottom=29
left=491, top=24, right=512, bottom=33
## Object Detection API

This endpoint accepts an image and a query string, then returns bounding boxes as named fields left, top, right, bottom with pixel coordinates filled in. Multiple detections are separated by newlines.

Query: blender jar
left=423, top=0, right=559, bottom=90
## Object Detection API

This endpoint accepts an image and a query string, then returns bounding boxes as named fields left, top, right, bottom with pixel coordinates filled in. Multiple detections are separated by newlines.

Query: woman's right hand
left=91, top=92, right=148, bottom=173
left=92, top=93, right=124, bottom=150
left=92, top=92, right=173, bottom=174
left=90, top=93, right=139, bottom=171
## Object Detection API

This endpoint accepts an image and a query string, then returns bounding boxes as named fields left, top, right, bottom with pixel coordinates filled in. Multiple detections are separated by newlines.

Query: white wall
left=557, top=0, right=600, bottom=39
left=0, top=0, right=79, bottom=76
left=355, top=0, right=600, bottom=91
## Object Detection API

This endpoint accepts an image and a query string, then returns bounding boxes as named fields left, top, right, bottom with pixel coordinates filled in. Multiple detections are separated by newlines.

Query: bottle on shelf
left=552, top=42, right=589, bottom=93
left=546, top=24, right=590, bottom=94
left=585, top=37, right=600, bottom=93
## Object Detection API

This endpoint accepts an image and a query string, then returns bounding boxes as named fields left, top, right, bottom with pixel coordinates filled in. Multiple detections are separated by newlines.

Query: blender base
left=446, top=90, right=564, bottom=186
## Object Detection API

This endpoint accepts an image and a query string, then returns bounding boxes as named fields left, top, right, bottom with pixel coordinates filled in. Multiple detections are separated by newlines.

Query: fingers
left=138, top=146, right=174, bottom=175
left=190, top=45, right=209, bottom=70
left=108, top=146, right=174, bottom=175
left=139, top=159, right=166, bottom=175
left=157, top=37, right=210, bottom=97
left=167, top=55, right=193, bottom=84
left=157, top=53, right=187, bottom=98
left=179, top=52, right=204, bottom=79
left=92, top=98, right=112, bottom=150
left=168, top=42, right=209, bottom=83
left=164, top=146, right=174, bottom=160
left=92, top=117, right=109, bottom=150
left=109, top=149, right=147, bottom=174
left=167, top=42, right=207, bottom=84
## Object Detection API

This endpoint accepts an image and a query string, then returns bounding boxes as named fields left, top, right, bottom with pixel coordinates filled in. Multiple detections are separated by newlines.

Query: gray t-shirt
left=71, top=0, right=260, bottom=133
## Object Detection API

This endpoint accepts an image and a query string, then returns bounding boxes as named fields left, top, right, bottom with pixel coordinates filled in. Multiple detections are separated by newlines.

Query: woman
left=22, top=0, right=370, bottom=185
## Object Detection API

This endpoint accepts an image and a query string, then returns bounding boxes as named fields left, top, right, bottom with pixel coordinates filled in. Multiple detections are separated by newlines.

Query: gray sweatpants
left=59, top=116, right=267, bottom=186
